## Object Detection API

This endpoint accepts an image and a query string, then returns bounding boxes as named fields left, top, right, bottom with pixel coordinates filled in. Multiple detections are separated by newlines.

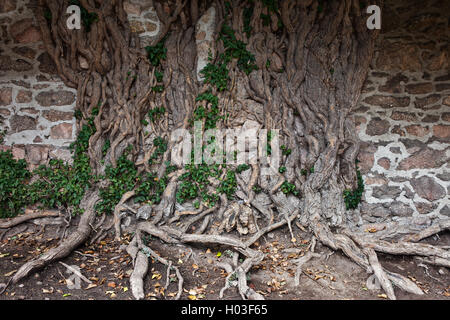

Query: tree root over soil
left=1, top=192, right=449, bottom=300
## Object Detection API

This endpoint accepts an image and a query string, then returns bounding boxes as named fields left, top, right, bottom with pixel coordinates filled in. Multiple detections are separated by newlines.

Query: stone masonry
left=0, top=0, right=77, bottom=166
left=354, top=0, right=450, bottom=225
left=0, top=0, right=160, bottom=167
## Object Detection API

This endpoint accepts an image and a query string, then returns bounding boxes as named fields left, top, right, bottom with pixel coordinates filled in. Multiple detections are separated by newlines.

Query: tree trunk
left=4, top=0, right=449, bottom=300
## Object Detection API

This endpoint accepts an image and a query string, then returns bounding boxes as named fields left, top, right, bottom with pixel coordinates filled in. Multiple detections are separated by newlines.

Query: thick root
left=7, top=191, right=100, bottom=287
left=0, top=209, right=61, bottom=229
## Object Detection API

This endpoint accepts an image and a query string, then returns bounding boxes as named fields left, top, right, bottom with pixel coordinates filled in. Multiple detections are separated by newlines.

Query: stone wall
left=354, top=0, right=450, bottom=225
left=0, top=0, right=161, bottom=167
left=0, top=0, right=78, bottom=166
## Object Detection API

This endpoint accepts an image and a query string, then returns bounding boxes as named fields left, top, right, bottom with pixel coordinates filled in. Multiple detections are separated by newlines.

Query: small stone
left=36, top=90, right=75, bottom=107
left=25, top=145, right=49, bottom=165
left=0, top=87, right=12, bottom=106
left=410, top=176, right=445, bottom=202
left=50, top=123, right=73, bottom=139
left=435, top=83, right=450, bottom=92
left=20, top=107, right=39, bottom=114
left=444, top=96, right=450, bottom=106
left=377, top=158, right=390, bottom=170
left=414, top=202, right=436, bottom=215
left=42, top=110, right=73, bottom=122
left=439, top=205, right=450, bottom=217
left=78, top=56, right=89, bottom=69
left=414, top=94, right=441, bottom=109
left=145, top=22, right=157, bottom=32
left=379, top=73, right=408, bottom=93
left=405, top=83, right=433, bottom=94
left=398, top=148, right=446, bottom=170
left=137, top=205, right=152, bottom=220
left=442, top=113, right=450, bottom=122
left=16, top=90, right=32, bottom=103
left=372, top=186, right=402, bottom=200
left=12, top=146, right=25, bottom=160
left=363, top=95, right=410, bottom=109
left=9, top=115, right=37, bottom=132
left=12, top=46, right=36, bottom=59
left=37, top=52, right=57, bottom=74
left=391, top=111, right=417, bottom=122
left=129, top=20, right=145, bottom=33
left=0, top=108, right=11, bottom=116
left=432, top=125, right=450, bottom=139
left=389, top=202, right=414, bottom=217
left=10, top=19, right=41, bottom=43
left=366, top=117, right=390, bottom=136
left=421, top=115, right=439, bottom=123
left=405, top=125, right=430, bottom=137
left=376, top=43, right=421, bottom=72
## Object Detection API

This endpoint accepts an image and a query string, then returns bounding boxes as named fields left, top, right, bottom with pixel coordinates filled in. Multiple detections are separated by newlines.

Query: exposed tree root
left=2, top=190, right=100, bottom=292
left=0, top=210, right=61, bottom=229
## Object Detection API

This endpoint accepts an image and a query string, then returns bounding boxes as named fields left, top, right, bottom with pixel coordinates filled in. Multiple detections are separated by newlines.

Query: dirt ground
left=0, top=221, right=449, bottom=300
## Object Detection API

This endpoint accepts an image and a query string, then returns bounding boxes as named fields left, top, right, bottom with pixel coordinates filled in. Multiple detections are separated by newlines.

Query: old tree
left=1, top=0, right=449, bottom=300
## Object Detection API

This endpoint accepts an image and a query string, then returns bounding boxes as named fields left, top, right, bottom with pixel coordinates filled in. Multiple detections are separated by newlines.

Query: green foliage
left=145, top=39, right=167, bottom=67
left=200, top=23, right=257, bottom=91
left=243, top=6, right=253, bottom=38
left=145, top=37, right=167, bottom=93
left=0, top=151, right=30, bottom=218
left=217, top=170, right=238, bottom=200
left=28, top=159, right=89, bottom=215
left=148, top=106, right=165, bottom=123
left=102, top=140, right=110, bottom=157
left=148, top=137, right=167, bottom=165
left=281, top=145, right=292, bottom=156
left=176, top=162, right=221, bottom=206
left=200, top=59, right=229, bottom=92
left=95, top=149, right=137, bottom=215
left=278, top=166, right=286, bottom=174
left=343, top=165, right=364, bottom=210
left=236, top=164, right=250, bottom=174
left=0, top=117, right=95, bottom=218
left=280, top=181, right=299, bottom=196
left=192, top=91, right=223, bottom=129
left=261, top=0, right=278, bottom=13
left=219, top=24, right=258, bottom=75
left=252, top=184, right=262, bottom=194
left=260, top=13, right=271, bottom=26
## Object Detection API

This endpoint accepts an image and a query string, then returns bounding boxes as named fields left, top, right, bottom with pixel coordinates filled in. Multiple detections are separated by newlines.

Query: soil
left=0, top=221, right=449, bottom=300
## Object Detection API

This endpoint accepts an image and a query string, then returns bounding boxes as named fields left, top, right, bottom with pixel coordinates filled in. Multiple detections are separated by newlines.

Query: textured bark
left=4, top=0, right=449, bottom=300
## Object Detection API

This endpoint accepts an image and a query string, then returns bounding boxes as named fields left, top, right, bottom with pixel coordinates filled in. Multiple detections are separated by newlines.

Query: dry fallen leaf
left=4, top=270, right=17, bottom=277
left=377, top=293, right=388, bottom=299
left=107, top=282, right=116, bottom=288
left=85, top=283, right=97, bottom=290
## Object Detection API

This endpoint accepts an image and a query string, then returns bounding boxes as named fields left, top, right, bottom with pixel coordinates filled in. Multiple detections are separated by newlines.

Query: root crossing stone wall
left=354, top=0, right=450, bottom=225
